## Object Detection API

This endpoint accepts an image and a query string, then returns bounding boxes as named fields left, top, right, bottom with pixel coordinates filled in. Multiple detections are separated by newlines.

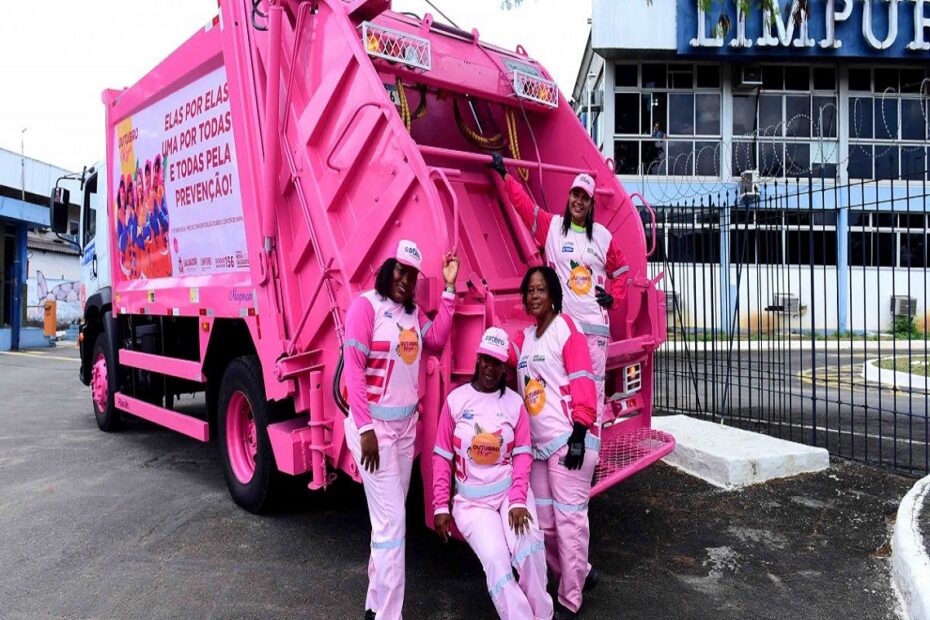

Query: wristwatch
left=444, top=284, right=455, bottom=294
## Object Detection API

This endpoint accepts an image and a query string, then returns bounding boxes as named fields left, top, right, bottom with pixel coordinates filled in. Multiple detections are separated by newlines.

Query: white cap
left=570, top=173, right=596, bottom=198
left=395, top=239, right=423, bottom=271
left=476, top=327, right=509, bottom=363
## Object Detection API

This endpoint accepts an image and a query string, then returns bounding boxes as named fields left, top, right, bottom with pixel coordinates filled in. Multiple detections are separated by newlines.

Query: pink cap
left=395, top=239, right=423, bottom=271
left=570, top=173, right=596, bottom=198
left=476, top=327, right=509, bottom=363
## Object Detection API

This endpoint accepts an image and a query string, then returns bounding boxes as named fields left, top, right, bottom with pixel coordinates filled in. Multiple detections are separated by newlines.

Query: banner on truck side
left=111, top=66, right=248, bottom=280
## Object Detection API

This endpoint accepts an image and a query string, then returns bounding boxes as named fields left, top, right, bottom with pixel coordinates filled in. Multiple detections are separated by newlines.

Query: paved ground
left=0, top=345, right=916, bottom=619
left=656, top=348, right=930, bottom=474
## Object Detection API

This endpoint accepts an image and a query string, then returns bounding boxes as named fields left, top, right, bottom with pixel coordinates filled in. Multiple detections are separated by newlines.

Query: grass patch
left=878, top=357, right=930, bottom=377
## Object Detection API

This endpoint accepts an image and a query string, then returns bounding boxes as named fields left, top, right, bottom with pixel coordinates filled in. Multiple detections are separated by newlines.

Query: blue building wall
left=678, top=0, right=930, bottom=60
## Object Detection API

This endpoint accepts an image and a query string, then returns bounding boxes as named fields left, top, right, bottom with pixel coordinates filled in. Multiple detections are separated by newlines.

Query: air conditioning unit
left=769, top=293, right=800, bottom=315
left=738, top=66, right=763, bottom=87
left=740, top=170, right=759, bottom=198
left=891, top=295, right=918, bottom=317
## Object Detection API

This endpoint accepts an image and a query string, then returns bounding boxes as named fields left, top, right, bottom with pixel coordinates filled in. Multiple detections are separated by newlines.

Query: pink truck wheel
left=225, top=391, right=258, bottom=484
left=91, top=352, right=109, bottom=414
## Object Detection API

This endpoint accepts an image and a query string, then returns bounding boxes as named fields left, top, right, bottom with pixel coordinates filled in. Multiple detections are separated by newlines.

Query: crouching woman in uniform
left=433, top=327, right=553, bottom=620
left=510, top=266, right=599, bottom=620
left=343, top=240, right=459, bottom=620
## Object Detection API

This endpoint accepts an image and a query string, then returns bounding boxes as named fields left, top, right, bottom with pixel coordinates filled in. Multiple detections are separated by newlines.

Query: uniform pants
left=452, top=490, right=553, bottom=620
left=345, top=414, right=418, bottom=620
left=530, top=444, right=599, bottom=613
left=585, top=333, right=608, bottom=425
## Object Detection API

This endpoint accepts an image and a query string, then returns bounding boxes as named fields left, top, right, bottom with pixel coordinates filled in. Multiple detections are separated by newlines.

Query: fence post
left=837, top=194, right=850, bottom=334
left=719, top=198, right=732, bottom=335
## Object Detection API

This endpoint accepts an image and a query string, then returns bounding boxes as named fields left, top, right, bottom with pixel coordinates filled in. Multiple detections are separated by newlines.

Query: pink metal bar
left=286, top=258, right=335, bottom=356
left=119, top=350, right=206, bottom=383
left=307, top=370, right=330, bottom=491
left=629, top=192, right=657, bottom=257
left=417, top=144, right=596, bottom=178
left=429, top=169, right=460, bottom=253
left=114, top=392, right=210, bottom=442
left=261, top=3, right=284, bottom=246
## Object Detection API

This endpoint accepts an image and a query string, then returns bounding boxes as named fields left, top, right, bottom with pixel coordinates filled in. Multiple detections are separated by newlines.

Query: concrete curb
left=862, top=357, right=930, bottom=394
left=892, top=474, right=930, bottom=620
left=653, top=415, right=830, bottom=489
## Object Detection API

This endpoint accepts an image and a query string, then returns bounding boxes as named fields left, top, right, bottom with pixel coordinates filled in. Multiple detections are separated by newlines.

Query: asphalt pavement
left=0, top=344, right=915, bottom=619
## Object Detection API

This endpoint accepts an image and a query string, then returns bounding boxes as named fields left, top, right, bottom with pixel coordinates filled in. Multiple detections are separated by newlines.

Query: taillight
left=624, top=363, right=642, bottom=393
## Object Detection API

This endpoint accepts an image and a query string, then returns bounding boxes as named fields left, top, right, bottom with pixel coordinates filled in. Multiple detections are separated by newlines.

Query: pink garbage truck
left=56, top=0, right=674, bottom=518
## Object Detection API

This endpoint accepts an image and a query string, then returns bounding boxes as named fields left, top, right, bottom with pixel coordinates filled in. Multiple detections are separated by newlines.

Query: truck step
left=119, top=350, right=206, bottom=383
left=114, top=392, right=210, bottom=442
left=591, top=426, right=675, bottom=497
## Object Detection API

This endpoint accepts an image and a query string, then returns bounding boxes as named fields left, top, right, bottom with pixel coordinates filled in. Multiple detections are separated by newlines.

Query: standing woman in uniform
left=343, top=240, right=459, bottom=620
left=433, top=327, right=552, bottom=620
left=509, top=266, right=599, bottom=620
left=491, top=153, right=630, bottom=430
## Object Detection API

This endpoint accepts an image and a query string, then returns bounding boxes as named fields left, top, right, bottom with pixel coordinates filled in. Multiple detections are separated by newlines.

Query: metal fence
left=647, top=171, right=930, bottom=476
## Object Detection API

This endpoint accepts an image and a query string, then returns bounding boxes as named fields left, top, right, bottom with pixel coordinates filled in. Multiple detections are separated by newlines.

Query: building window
left=730, top=65, right=839, bottom=179
left=848, top=211, right=928, bottom=267
left=847, top=67, right=930, bottom=181
left=730, top=210, right=837, bottom=266
left=614, top=62, right=722, bottom=177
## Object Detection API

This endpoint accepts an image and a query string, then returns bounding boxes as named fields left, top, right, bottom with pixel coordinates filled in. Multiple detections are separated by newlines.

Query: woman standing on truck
left=508, top=265, right=599, bottom=620
left=433, top=327, right=552, bottom=620
left=491, top=153, right=630, bottom=428
left=343, top=240, right=459, bottom=620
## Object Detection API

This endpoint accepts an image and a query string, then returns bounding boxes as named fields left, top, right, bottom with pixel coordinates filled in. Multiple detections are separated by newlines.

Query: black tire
left=90, top=331, right=122, bottom=431
left=217, top=355, right=284, bottom=514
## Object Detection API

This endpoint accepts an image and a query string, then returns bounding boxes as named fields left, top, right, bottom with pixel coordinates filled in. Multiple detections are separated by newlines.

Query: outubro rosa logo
left=467, top=423, right=503, bottom=465
left=567, top=260, right=593, bottom=295
left=523, top=374, right=547, bottom=416
left=395, top=323, right=420, bottom=364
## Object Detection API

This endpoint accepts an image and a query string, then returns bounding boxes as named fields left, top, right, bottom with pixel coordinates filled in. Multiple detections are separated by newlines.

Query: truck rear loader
left=51, top=0, right=674, bottom=519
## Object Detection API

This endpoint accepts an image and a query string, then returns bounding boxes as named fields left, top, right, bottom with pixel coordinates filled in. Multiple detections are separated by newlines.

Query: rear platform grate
left=591, top=426, right=675, bottom=497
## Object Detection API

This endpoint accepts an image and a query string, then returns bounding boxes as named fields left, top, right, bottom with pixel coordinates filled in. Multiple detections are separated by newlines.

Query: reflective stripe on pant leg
left=548, top=445, right=597, bottom=613
left=502, top=490, right=553, bottom=620
left=454, top=496, right=534, bottom=620
left=530, top=458, right=561, bottom=582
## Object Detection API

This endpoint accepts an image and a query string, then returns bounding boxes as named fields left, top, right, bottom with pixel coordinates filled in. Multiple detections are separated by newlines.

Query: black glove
left=594, top=285, right=614, bottom=309
left=490, top=152, right=507, bottom=179
left=563, top=422, right=587, bottom=470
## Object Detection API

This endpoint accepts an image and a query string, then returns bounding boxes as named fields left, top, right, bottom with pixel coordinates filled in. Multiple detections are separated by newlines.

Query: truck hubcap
left=91, top=352, right=108, bottom=412
left=226, top=391, right=257, bottom=484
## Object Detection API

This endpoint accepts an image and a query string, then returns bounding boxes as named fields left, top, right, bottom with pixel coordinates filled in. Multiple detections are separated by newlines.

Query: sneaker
left=553, top=602, right=579, bottom=620
left=364, top=611, right=376, bottom=620
left=583, top=567, right=601, bottom=592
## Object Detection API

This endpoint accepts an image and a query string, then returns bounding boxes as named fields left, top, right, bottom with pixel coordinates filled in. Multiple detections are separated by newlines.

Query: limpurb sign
left=679, top=0, right=930, bottom=58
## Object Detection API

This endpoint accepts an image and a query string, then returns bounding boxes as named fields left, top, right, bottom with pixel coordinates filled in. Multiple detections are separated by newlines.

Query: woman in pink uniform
left=491, top=153, right=630, bottom=428
left=433, top=327, right=553, bottom=620
left=343, top=240, right=459, bottom=620
left=509, top=266, right=599, bottom=620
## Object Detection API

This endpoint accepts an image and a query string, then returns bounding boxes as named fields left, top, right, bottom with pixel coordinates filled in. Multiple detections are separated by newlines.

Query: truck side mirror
left=49, top=186, right=70, bottom=233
